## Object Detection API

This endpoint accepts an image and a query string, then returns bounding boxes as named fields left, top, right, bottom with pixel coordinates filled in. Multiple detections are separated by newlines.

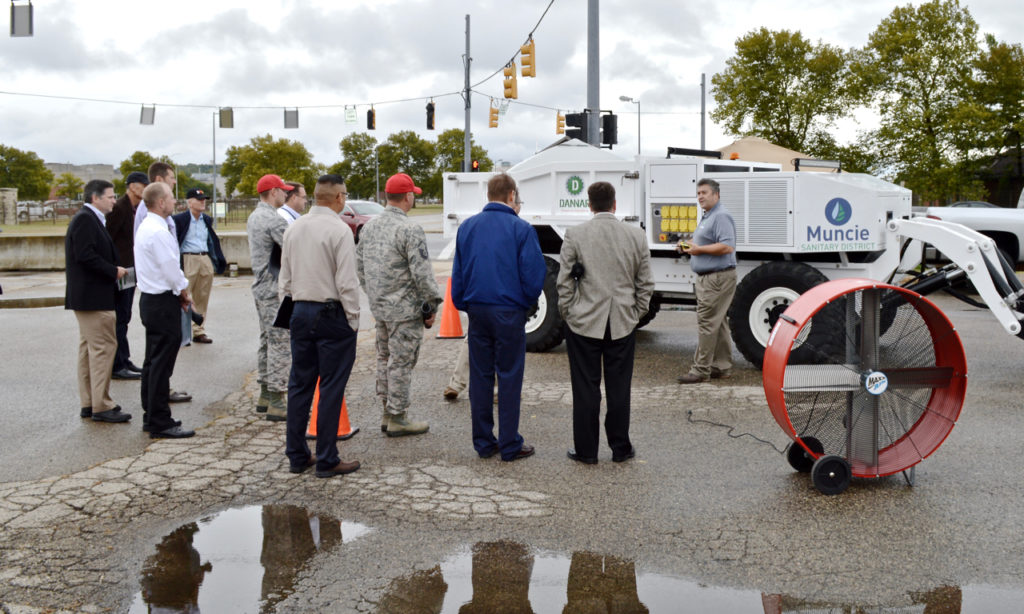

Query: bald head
left=142, top=182, right=174, bottom=218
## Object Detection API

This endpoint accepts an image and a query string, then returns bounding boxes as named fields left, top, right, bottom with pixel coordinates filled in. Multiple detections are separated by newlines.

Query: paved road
left=2, top=257, right=1023, bottom=611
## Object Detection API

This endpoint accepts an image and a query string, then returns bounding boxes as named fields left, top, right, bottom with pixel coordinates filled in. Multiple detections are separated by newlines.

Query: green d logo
left=566, top=175, right=585, bottom=196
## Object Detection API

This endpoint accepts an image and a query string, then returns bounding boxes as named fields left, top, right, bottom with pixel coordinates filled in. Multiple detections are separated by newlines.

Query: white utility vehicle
left=442, top=140, right=1024, bottom=367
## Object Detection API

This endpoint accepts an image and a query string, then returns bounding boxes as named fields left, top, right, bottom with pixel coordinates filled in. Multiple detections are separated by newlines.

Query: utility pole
left=211, top=113, right=217, bottom=228
left=463, top=15, right=472, bottom=172
left=586, top=0, right=600, bottom=146
left=700, top=73, right=706, bottom=150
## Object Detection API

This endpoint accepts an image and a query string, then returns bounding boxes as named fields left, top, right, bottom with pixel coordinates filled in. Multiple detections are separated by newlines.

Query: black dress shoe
left=112, top=368, right=141, bottom=380
left=567, top=449, right=598, bottom=465
left=150, top=425, right=195, bottom=439
left=478, top=447, right=498, bottom=459
left=612, top=447, right=636, bottom=463
left=168, top=390, right=192, bottom=403
left=91, top=407, right=132, bottom=423
left=142, top=419, right=181, bottom=433
left=503, top=443, right=535, bottom=462
left=126, top=362, right=143, bottom=373
left=315, top=460, right=361, bottom=478
left=80, top=406, right=92, bottom=418
left=289, top=458, right=316, bottom=474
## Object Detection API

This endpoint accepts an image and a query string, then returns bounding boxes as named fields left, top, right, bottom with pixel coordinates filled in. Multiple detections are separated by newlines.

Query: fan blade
left=859, top=288, right=881, bottom=372
left=782, top=364, right=861, bottom=392
left=883, top=366, right=955, bottom=389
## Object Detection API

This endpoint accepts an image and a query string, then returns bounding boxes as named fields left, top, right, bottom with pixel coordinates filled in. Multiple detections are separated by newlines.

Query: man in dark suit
left=106, top=171, right=148, bottom=380
left=65, top=179, right=132, bottom=423
left=556, top=181, right=654, bottom=464
left=172, top=188, right=226, bottom=344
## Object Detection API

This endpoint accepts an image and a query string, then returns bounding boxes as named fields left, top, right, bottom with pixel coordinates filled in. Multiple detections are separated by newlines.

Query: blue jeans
left=466, top=305, right=527, bottom=460
left=285, top=301, right=357, bottom=471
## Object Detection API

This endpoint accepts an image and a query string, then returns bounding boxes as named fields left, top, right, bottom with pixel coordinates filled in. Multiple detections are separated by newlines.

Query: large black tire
left=729, top=261, right=843, bottom=369
left=636, top=297, right=661, bottom=329
left=525, top=257, right=565, bottom=352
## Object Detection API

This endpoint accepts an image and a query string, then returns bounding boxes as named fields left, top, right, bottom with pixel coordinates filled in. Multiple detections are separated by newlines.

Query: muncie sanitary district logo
left=825, top=198, right=852, bottom=226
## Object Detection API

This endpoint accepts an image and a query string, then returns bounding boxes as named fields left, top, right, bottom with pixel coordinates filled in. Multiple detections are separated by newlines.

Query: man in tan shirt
left=279, top=174, right=361, bottom=479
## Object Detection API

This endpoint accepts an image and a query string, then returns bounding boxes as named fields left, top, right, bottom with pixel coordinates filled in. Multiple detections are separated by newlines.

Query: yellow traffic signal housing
left=520, top=39, right=536, bottom=77
left=503, top=62, right=518, bottom=99
left=489, top=106, right=499, bottom=128
left=556, top=112, right=565, bottom=134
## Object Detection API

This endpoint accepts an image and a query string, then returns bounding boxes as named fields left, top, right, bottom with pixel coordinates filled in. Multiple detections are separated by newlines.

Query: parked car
left=949, top=200, right=998, bottom=208
left=340, top=199, right=385, bottom=242
left=47, top=199, right=82, bottom=217
left=15, top=201, right=55, bottom=221
left=923, top=203, right=1024, bottom=264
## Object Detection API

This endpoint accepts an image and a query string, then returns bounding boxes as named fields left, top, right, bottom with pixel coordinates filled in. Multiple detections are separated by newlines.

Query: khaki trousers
left=74, top=310, right=117, bottom=411
left=183, top=253, right=214, bottom=336
left=691, top=269, right=737, bottom=377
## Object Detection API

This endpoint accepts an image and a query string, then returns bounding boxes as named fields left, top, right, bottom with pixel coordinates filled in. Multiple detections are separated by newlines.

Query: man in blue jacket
left=451, top=173, right=546, bottom=462
left=172, top=188, right=226, bottom=344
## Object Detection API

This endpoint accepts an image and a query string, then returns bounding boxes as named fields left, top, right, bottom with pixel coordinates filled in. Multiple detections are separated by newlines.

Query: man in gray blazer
left=556, top=181, right=654, bottom=464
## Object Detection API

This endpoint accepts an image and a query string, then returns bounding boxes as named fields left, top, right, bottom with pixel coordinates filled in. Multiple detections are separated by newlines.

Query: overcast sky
left=2, top=0, right=1022, bottom=172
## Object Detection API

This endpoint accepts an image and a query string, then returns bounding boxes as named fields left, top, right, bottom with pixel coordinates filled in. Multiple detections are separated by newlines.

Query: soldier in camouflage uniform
left=246, top=174, right=294, bottom=421
left=356, top=173, right=443, bottom=437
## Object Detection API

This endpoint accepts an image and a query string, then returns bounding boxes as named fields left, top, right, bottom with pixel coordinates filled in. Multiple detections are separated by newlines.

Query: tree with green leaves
left=711, top=28, right=859, bottom=154
left=378, top=131, right=436, bottom=201
left=852, top=0, right=985, bottom=201
left=974, top=35, right=1024, bottom=187
left=54, top=172, right=84, bottom=200
left=113, top=151, right=210, bottom=197
left=327, top=132, right=379, bottom=200
left=0, top=144, right=54, bottom=200
left=433, top=128, right=492, bottom=180
left=221, top=135, right=323, bottom=197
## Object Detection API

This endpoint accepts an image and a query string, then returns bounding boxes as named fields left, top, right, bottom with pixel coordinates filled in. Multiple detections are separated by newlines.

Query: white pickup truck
left=922, top=203, right=1024, bottom=265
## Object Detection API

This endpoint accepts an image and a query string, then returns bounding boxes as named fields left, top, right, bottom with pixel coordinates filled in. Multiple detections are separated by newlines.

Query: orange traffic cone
left=437, top=277, right=465, bottom=338
left=305, top=379, right=359, bottom=441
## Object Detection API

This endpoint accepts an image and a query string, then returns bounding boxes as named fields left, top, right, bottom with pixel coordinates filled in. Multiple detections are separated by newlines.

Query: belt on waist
left=183, top=252, right=208, bottom=256
left=696, top=266, right=736, bottom=277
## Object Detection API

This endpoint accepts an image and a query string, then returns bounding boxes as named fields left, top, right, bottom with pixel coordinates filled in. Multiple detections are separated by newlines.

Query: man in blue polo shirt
left=677, top=178, right=737, bottom=383
left=451, top=173, right=546, bottom=462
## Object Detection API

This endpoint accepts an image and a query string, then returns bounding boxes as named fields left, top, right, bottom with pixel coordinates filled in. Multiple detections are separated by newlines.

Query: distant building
left=44, top=163, right=117, bottom=199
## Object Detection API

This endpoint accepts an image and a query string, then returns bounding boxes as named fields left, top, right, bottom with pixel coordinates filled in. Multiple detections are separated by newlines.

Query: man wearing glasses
left=247, top=174, right=294, bottom=421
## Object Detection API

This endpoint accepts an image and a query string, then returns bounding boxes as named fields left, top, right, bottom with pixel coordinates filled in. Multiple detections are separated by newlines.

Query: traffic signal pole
left=463, top=14, right=472, bottom=172
left=586, top=0, right=600, bottom=147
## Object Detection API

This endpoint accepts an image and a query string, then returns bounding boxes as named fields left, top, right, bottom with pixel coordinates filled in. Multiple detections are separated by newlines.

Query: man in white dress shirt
left=135, top=182, right=195, bottom=439
left=278, top=181, right=307, bottom=225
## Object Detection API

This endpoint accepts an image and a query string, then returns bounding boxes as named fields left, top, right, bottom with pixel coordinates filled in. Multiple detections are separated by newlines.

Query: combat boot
left=265, top=390, right=287, bottom=422
left=256, top=383, right=269, bottom=413
left=385, top=414, right=429, bottom=437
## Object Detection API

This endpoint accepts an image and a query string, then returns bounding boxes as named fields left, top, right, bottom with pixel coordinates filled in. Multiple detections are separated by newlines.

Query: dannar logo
left=565, top=175, right=585, bottom=196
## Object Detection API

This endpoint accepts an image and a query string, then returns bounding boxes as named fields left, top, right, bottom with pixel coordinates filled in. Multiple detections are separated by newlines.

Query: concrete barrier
left=0, top=231, right=252, bottom=272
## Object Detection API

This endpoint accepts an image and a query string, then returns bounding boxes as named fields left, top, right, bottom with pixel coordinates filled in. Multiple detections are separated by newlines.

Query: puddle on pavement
left=128, top=504, right=370, bottom=614
left=378, top=540, right=1024, bottom=613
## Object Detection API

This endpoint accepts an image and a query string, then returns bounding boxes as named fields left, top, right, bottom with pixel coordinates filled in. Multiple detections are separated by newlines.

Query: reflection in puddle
left=129, top=505, right=370, bottom=613
left=379, top=542, right=1024, bottom=613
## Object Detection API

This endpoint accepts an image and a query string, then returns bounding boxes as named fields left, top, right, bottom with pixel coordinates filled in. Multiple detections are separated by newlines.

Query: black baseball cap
left=125, top=171, right=149, bottom=186
left=186, top=188, right=210, bottom=200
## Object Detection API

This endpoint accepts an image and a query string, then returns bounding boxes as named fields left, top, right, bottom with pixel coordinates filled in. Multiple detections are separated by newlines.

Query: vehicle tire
left=44, top=210, right=54, bottom=220
left=525, top=257, right=564, bottom=352
left=729, top=261, right=842, bottom=369
left=636, top=297, right=661, bottom=329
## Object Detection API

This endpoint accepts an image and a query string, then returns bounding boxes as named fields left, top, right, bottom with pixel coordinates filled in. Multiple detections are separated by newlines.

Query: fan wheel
left=763, top=279, right=967, bottom=486
left=811, top=455, right=852, bottom=495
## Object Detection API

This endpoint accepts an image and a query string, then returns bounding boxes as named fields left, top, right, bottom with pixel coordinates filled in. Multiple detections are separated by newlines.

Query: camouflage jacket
left=246, top=202, right=289, bottom=300
left=356, top=206, right=442, bottom=322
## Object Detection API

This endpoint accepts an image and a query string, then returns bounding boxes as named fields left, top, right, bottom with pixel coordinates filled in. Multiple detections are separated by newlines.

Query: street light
left=619, top=95, right=640, bottom=155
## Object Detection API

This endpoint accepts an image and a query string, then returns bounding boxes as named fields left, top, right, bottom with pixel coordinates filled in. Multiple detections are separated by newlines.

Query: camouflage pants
left=375, top=319, right=424, bottom=416
left=255, top=294, right=291, bottom=393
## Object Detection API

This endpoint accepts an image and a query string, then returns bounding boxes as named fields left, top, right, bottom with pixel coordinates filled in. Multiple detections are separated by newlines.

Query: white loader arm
left=889, top=217, right=1024, bottom=336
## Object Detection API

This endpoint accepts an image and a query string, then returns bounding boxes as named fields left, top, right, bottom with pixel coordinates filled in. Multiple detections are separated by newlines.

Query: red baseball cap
left=256, top=174, right=294, bottom=194
left=385, top=173, right=422, bottom=195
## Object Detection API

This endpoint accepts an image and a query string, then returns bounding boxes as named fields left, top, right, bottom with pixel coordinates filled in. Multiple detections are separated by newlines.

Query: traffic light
left=556, top=112, right=565, bottom=135
left=489, top=105, right=499, bottom=128
left=367, top=108, right=376, bottom=130
left=565, top=112, right=588, bottom=143
left=503, top=61, right=518, bottom=99
left=426, top=102, right=435, bottom=130
left=471, top=159, right=480, bottom=172
left=520, top=38, right=536, bottom=77
left=602, top=113, right=618, bottom=145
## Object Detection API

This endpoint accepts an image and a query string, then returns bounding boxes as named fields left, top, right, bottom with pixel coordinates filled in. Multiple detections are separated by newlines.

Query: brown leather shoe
left=710, top=368, right=732, bottom=379
left=315, top=460, right=361, bottom=478
left=192, top=334, right=213, bottom=344
left=503, top=443, right=535, bottom=462
left=677, top=373, right=707, bottom=384
left=443, top=387, right=459, bottom=401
